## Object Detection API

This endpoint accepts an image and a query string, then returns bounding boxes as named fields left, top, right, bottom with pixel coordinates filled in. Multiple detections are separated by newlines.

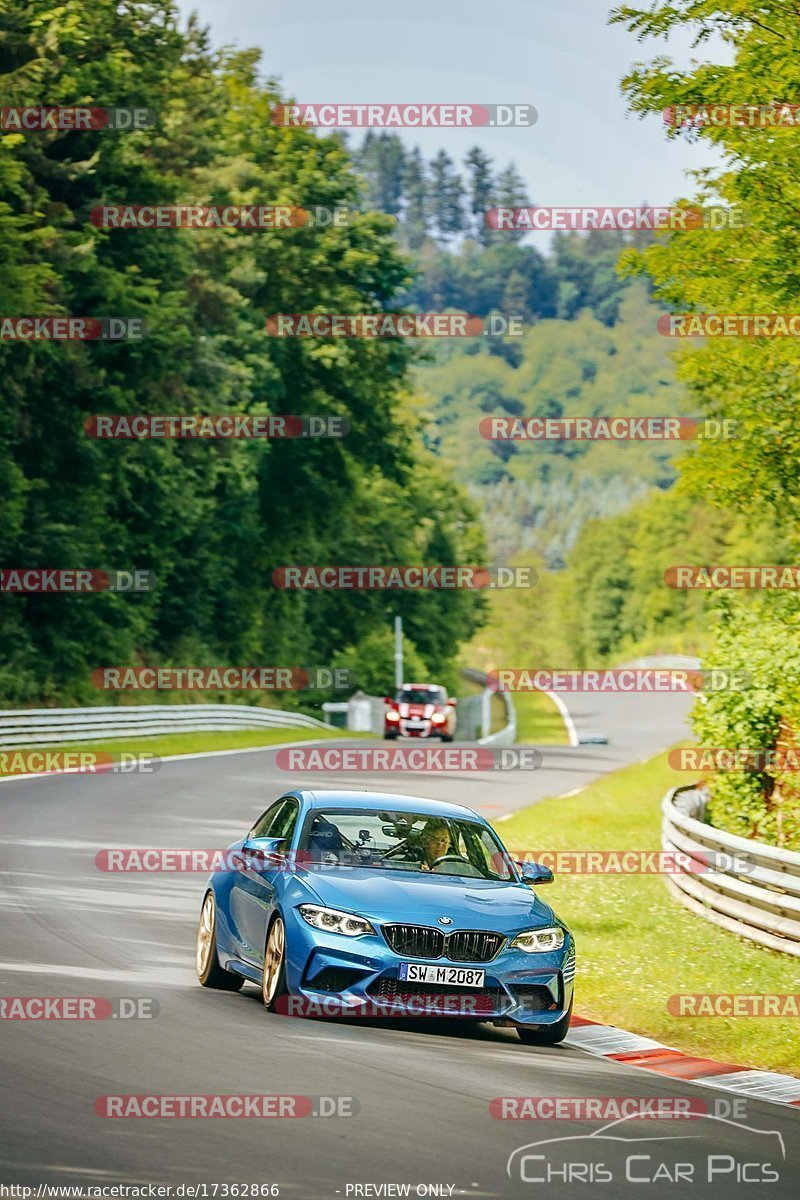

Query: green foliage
left=353, top=135, right=533, bottom=249
left=0, top=0, right=485, bottom=705
left=610, top=0, right=800, bottom=845
left=693, top=598, right=800, bottom=849
left=417, top=285, right=688, bottom=565
left=611, top=0, right=800, bottom=520
left=428, top=150, right=465, bottom=241
left=461, top=552, right=571, bottom=674
left=331, top=625, right=431, bottom=698
left=562, top=490, right=733, bottom=664
left=353, top=135, right=655, bottom=324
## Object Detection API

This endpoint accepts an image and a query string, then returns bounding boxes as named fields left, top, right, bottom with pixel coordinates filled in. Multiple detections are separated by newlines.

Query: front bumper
left=283, top=910, right=575, bottom=1026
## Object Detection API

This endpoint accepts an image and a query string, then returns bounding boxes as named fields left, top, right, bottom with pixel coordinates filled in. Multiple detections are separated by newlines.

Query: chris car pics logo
left=506, top=1113, right=784, bottom=1185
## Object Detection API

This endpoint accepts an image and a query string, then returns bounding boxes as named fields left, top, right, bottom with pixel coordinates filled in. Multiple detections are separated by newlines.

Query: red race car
left=383, top=683, right=457, bottom=742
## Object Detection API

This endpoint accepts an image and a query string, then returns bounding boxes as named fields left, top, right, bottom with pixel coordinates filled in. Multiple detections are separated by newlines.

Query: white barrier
left=662, top=785, right=800, bottom=957
left=461, top=668, right=517, bottom=746
left=0, top=704, right=332, bottom=748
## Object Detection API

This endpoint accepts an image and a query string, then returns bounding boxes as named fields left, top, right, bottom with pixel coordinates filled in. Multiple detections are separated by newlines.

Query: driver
left=414, top=819, right=452, bottom=870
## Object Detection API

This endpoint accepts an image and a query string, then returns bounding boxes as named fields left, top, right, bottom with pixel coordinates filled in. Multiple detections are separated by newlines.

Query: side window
left=270, top=799, right=300, bottom=845
left=250, top=800, right=290, bottom=839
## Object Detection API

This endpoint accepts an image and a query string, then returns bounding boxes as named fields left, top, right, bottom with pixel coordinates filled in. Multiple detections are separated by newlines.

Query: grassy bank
left=496, top=751, right=799, bottom=1075
left=0, top=725, right=359, bottom=777
left=513, top=690, right=570, bottom=744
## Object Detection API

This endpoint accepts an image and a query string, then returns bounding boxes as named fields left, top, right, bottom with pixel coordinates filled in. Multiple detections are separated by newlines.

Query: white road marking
left=0, top=960, right=194, bottom=983
left=0, top=737, right=333, bottom=786
left=548, top=692, right=579, bottom=747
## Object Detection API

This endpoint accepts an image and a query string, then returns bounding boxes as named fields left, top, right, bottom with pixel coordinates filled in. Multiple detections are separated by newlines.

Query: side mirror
left=517, top=861, right=554, bottom=886
left=241, top=836, right=287, bottom=866
left=448, top=697, right=458, bottom=707
left=383, top=696, right=394, bottom=705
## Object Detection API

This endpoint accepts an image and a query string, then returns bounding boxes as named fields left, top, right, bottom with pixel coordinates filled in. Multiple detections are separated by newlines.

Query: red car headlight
left=386, top=710, right=400, bottom=722
left=431, top=712, right=446, bottom=724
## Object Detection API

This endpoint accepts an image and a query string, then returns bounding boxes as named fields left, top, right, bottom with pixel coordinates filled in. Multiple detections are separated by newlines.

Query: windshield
left=298, top=809, right=515, bottom=880
left=396, top=687, right=446, bottom=705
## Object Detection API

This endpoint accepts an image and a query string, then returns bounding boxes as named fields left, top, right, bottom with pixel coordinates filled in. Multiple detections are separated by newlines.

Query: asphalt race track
left=1, top=685, right=798, bottom=1198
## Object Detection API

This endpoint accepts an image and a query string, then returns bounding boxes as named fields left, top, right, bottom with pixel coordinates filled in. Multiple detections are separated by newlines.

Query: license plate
left=398, top=963, right=485, bottom=987
left=405, top=721, right=425, bottom=728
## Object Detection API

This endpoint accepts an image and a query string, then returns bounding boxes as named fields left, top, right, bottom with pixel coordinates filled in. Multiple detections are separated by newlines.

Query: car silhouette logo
left=437, top=916, right=453, bottom=925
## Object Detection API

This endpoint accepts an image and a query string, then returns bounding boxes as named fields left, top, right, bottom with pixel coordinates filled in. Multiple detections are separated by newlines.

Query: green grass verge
left=0, top=724, right=361, bottom=777
left=495, top=750, right=799, bottom=1075
left=513, top=689, right=570, bottom=744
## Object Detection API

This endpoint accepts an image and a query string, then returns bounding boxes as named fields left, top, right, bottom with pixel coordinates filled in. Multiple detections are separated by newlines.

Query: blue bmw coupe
left=196, top=790, right=575, bottom=1044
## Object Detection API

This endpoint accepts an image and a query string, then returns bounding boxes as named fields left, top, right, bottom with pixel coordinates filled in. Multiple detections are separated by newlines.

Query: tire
left=517, top=1000, right=572, bottom=1045
left=262, top=915, right=289, bottom=1012
left=196, top=891, right=244, bottom=991
left=384, top=730, right=398, bottom=740
left=440, top=734, right=454, bottom=743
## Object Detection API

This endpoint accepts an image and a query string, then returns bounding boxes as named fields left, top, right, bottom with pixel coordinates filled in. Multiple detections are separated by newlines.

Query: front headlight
left=510, top=926, right=565, bottom=953
left=298, top=904, right=375, bottom=937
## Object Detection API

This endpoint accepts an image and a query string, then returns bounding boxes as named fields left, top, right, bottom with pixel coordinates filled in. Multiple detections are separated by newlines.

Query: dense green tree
left=401, top=146, right=429, bottom=250
left=428, top=150, right=466, bottom=242
left=354, top=131, right=406, bottom=217
left=0, top=0, right=485, bottom=706
left=492, top=164, right=530, bottom=245
left=464, top=146, right=495, bottom=243
left=610, top=0, right=800, bottom=843
left=415, top=286, right=687, bottom=565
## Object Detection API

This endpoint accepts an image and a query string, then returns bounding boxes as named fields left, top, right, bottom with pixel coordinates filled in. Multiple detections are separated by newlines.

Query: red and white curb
left=566, top=1015, right=800, bottom=1108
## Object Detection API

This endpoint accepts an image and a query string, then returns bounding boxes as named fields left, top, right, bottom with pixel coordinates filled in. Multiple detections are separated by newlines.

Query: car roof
left=298, top=789, right=481, bottom=821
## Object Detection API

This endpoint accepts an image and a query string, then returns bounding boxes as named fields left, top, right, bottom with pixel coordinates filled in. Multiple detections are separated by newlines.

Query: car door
left=229, top=798, right=301, bottom=964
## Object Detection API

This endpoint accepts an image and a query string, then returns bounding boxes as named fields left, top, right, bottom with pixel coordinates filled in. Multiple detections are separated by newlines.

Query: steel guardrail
left=662, top=784, right=800, bottom=956
left=0, top=703, right=332, bottom=748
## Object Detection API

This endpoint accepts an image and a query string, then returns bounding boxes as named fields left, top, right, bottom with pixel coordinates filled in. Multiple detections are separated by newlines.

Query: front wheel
left=196, top=891, right=244, bottom=991
left=262, top=915, right=289, bottom=1011
left=384, top=731, right=398, bottom=740
left=517, top=1000, right=572, bottom=1045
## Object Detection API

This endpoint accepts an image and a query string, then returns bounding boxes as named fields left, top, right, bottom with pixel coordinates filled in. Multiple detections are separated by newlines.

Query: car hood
left=398, top=703, right=439, bottom=718
left=297, top=867, right=555, bottom=931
